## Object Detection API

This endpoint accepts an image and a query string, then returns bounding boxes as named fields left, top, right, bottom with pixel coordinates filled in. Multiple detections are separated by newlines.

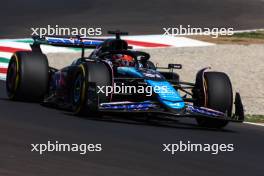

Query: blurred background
left=1, top=0, right=264, bottom=37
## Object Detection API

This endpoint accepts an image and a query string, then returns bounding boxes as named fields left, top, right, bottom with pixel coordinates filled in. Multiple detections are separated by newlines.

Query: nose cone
left=146, top=80, right=185, bottom=109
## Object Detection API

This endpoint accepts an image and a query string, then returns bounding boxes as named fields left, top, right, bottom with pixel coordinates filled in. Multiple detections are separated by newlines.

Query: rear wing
left=30, top=30, right=132, bottom=57
left=31, top=30, right=129, bottom=49
left=30, top=35, right=106, bottom=57
left=31, top=35, right=105, bottom=49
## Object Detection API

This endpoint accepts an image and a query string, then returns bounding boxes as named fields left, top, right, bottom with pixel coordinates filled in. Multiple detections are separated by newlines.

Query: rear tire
left=194, top=72, right=233, bottom=129
left=6, top=51, right=49, bottom=101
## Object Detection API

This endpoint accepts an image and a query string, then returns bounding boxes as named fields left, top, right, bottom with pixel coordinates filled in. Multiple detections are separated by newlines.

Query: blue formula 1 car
left=6, top=31, right=244, bottom=128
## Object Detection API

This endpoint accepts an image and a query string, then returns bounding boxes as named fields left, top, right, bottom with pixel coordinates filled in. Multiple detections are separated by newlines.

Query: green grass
left=15, top=39, right=34, bottom=43
left=0, top=57, right=10, bottom=63
left=233, top=31, right=264, bottom=39
left=245, top=115, right=264, bottom=123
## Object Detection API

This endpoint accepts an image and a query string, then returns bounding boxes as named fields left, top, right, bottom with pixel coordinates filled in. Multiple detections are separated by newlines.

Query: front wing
left=98, top=94, right=245, bottom=122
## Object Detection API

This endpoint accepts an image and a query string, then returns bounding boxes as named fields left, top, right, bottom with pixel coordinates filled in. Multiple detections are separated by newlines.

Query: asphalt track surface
left=1, top=1, right=264, bottom=175
left=0, top=80, right=264, bottom=176
left=1, top=0, right=264, bottom=38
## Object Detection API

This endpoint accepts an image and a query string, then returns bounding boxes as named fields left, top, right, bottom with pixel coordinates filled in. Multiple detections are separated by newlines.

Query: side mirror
left=168, top=64, right=182, bottom=69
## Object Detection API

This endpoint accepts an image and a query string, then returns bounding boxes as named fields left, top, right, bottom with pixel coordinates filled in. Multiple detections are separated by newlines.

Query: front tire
left=194, top=72, right=233, bottom=128
left=71, top=62, right=112, bottom=115
left=71, top=64, right=87, bottom=115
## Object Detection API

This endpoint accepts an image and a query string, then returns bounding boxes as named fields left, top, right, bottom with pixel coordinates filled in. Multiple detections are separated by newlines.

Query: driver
left=112, top=54, right=135, bottom=67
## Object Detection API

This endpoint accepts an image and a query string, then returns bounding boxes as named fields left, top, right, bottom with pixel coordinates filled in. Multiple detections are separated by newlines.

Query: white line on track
left=0, top=52, right=12, bottom=59
left=122, top=35, right=214, bottom=47
left=233, top=28, right=264, bottom=33
left=244, top=122, right=264, bottom=127
left=0, top=63, right=8, bottom=68
left=0, top=41, right=31, bottom=50
left=0, top=73, right=6, bottom=80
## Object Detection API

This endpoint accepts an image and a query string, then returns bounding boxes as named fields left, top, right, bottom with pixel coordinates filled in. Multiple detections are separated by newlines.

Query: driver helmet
left=113, top=54, right=134, bottom=67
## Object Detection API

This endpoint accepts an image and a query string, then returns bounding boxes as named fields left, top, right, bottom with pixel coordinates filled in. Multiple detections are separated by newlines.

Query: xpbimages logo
left=162, top=141, right=235, bottom=155
left=31, top=25, right=102, bottom=38
left=163, top=25, right=234, bottom=38
left=97, top=83, right=171, bottom=97
left=31, top=141, right=102, bottom=155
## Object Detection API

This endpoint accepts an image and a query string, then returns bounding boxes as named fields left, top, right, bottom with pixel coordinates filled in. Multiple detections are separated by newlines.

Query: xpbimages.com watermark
left=163, top=25, right=234, bottom=38
left=162, top=141, right=235, bottom=155
left=31, top=25, right=102, bottom=38
left=31, top=141, right=102, bottom=155
left=97, top=83, right=172, bottom=97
